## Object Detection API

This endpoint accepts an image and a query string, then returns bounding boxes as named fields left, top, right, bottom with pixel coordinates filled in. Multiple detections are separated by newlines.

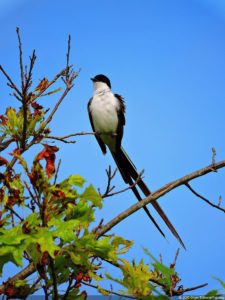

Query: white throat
left=93, top=81, right=111, bottom=96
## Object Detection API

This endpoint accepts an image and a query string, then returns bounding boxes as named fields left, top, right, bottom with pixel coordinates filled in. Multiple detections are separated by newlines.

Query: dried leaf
left=35, top=144, right=59, bottom=178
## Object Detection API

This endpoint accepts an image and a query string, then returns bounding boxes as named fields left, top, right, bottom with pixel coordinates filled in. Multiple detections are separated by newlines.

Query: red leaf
left=0, top=115, right=8, bottom=126
left=74, top=273, right=84, bottom=282
left=82, top=275, right=91, bottom=282
left=31, top=101, right=43, bottom=110
left=43, top=128, right=51, bottom=134
left=35, top=144, right=59, bottom=178
left=35, top=78, right=49, bottom=92
left=0, top=157, right=8, bottom=166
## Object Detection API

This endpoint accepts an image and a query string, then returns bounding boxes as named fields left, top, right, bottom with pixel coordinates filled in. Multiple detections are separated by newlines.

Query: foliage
left=0, top=29, right=224, bottom=299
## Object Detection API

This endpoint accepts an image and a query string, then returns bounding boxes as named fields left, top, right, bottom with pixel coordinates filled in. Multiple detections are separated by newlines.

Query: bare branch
left=0, top=262, right=35, bottom=293
left=0, top=65, right=22, bottom=99
left=103, top=170, right=144, bottom=198
left=170, top=248, right=180, bottom=269
left=16, top=27, right=25, bottom=91
left=0, top=138, right=14, bottom=152
left=185, top=183, right=225, bottom=213
left=27, top=67, right=70, bottom=104
left=45, top=135, right=76, bottom=144
left=5, top=205, right=24, bottom=222
left=24, top=50, right=36, bottom=92
left=100, top=165, right=117, bottom=197
left=95, top=160, right=225, bottom=238
left=171, top=282, right=208, bottom=296
left=66, top=34, right=71, bottom=81
left=45, top=131, right=119, bottom=145
left=43, top=67, right=79, bottom=130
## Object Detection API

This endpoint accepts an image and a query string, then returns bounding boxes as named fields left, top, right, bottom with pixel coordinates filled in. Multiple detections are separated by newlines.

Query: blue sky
left=1, top=0, right=225, bottom=296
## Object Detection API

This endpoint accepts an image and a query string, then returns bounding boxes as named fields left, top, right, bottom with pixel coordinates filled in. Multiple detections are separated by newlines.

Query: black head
left=91, top=74, right=111, bottom=88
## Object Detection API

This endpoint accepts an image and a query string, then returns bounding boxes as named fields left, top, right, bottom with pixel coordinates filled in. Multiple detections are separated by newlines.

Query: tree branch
left=185, top=183, right=225, bottom=213
left=95, top=160, right=225, bottom=238
left=0, top=65, right=22, bottom=99
left=16, top=27, right=25, bottom=91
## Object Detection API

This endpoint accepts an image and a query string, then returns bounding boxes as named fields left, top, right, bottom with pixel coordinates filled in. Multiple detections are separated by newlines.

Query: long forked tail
left=111, top=147, right=186, bottom=250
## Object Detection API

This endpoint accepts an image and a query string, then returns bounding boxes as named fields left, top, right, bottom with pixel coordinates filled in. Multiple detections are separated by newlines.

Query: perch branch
left=95, top=160, right=225, bottom=238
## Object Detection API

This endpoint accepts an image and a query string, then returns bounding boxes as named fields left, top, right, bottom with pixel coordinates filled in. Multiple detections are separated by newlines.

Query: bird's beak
left=91, top=77, right=96, bottom=82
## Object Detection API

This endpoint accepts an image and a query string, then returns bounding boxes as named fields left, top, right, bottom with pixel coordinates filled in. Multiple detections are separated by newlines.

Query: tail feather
left=111, top=150, right=166, bottom=238
left=112, top=147, right=186, bottom=249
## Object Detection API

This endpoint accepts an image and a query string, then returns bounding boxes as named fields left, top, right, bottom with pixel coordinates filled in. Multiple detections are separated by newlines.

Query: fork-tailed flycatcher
left=88, top=74, right=185, bottom=249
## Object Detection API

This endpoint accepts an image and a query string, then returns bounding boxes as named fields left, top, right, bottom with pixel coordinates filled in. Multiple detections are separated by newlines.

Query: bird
left=88, top=74, right=185, bottom=249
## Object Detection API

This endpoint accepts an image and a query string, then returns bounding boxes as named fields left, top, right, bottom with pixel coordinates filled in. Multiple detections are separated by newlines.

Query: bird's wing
left=115, top=94, right=126, bottom=151
left=88, top=98, right=107, bottom=154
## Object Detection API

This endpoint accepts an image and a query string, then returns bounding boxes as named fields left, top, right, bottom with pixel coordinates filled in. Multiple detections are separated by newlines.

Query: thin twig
left=0, top=65, right=22, bottom=99
left=43, top=79, right=75, bottom=127
left=81, top=281, right=135, bottom=299
left=45, top=135, right=76, bottom=144
left=103, top=170, right=144, bottom=198
left=5, top=205, right=24, bottom=222
left=0, top=138, right=14, bottom=152
left=66, top=34, right=71, bottom=81
left=16, top=27, right=25, bottom=91
left=92, top=218, right=104, bottom=234
left=185, top=183, right=225, bottom=213
left=49, top=257, right=58, bottom=300
left=100, top=166, right=117, bottom=197
left=27, top=67, right=70, bottom=104
left=24, top=181, right=38, bottom=204
left=46, top=131, right=116, bottom=144
left=24, top=50, right=36, bottom=93
left=170, top=248, right=180, bottom=268
left=54, top=159, right=61, bottom=185
left=181, top=282, right=208, bottom=293
left=62, top=276, right=73, bottom=300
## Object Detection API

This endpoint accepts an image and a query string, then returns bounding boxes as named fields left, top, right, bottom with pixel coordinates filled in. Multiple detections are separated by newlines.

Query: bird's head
left=91, top=74, right=111, bottom=90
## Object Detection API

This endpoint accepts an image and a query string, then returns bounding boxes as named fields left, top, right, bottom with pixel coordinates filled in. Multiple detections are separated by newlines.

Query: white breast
left=90, top=92, right=119, bottom=132
left=89, top=91, right=119, bottom=149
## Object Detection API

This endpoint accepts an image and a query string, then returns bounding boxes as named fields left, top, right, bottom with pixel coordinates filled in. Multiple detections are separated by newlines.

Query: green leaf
left=6, top=107, right=17, bottom=132
left=0, top=226, right=28, bottom=245
left=67, top=175, right=86, bottom=187
left=143, top=247, right=175, bottom=287
left=212, top=276, right=225, bottom=290
left=204, top=289, right=223, bottom=297
left=65, top=202, right=95, bottom=226
left=111, top=236, right=133, bottom=255
left=80, top=184, right=102, bottom=208
left=51, top=217, right=80, bottom=242
left=106, top=258, right=155, bottom=297
left=0, top=240, right=29, bottom=271
left=33, top=228, right=60, bottom=257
